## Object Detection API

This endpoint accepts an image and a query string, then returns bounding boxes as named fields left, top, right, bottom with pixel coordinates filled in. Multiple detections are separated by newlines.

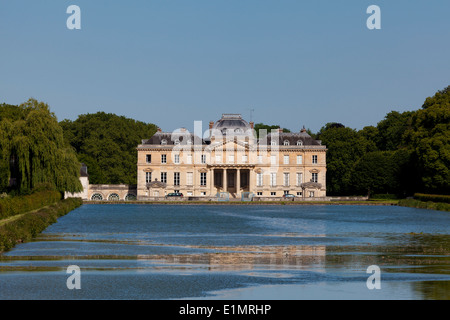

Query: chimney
left=250, top=121, right=254, bottom=129
left=209, top=121, right=214, bottom=130
left=157, top=127, right=162, bottom=133
left=278, top=128, right=283, bottom=133
left=300, top=125, right=306, bottom=133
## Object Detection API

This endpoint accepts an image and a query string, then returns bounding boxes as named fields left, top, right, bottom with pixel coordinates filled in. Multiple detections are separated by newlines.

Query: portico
left=209, top=165, right=254, bottom=197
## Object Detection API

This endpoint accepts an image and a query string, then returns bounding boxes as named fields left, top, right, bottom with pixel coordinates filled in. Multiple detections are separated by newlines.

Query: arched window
left=283, top=140, right=290, bottom=146
left=125, top=194, right=136, bottom=201
left=108, top=193, right=120, bottom=201
left=297, top=140, right=303, bottom=146
left=91, top=193, right=103, bottom=201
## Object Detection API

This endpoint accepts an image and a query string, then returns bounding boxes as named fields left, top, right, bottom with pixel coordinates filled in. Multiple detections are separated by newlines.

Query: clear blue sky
left=1, top=0, right=449, bottom=133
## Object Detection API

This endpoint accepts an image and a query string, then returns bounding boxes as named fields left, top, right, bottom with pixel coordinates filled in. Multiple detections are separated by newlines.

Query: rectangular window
left=160, top=172, right=167, bottom=183
left=201, top=154, right=206, bottom=164
left=283, top=173, right=290, bottom=187
left=284, top=190, right=290, bottom=195
left=256, top=173, right=263, bottom=187
left=146, top=154, right=151, bottom=164
left=241, top=155, right=248, bottom=163
left=270, top=155, right=277, bottom=165
left=174, top=190, right=180, bottom=193
left=257, top=192, right=263, bottom=196
left=271, top=192, right=276, bottom=196
left=228, top=155, right=234, bottom=163
left=186, top=172, right=193, bottom=186
left=257, top=155, right=263, bottom=164
left=174, top=154, right=180, bottom=164
left=309, top=191, right=315, bottom=197
left=284, top=155, right=289, bottom=165
left=161, top=154, right=167, bottom=164
left=215, top=155, right=222, bottom=163
left=297, top=155, right=303, bottom=165
left=297, top=192, right=302, bottom=196
left=200, top=172, right=207, bottom=186
left=201, top=192, right=206, bottom=196
left=186, top=154, right=193, bottom=164
left=270, top=173, right=277, bottom=187
left=312, top=172, right=318, bottom=183
left=187, top=191, right=193, bottom=196
left=145, top=172, right=152, bottom=183
left=312, top=155, right=318, bottom=164
left=174, top=172, right=180, bottom=186
left=296, top=173, right=303, bottom=186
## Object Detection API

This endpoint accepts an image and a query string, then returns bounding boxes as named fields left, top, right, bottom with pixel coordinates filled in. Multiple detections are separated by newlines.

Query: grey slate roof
left=260, top=132, right=322, bottom=146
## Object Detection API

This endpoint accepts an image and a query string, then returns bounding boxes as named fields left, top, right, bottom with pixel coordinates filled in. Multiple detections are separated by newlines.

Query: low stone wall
left=329, top=196, right=369, bottom=201
left=253, top=196, right=331, bottom=202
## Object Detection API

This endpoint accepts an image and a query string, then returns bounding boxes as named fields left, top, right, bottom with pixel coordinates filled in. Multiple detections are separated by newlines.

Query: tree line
left=1, top=86, right=448, bottom=197
left=315, top=86, right=449, bottom=196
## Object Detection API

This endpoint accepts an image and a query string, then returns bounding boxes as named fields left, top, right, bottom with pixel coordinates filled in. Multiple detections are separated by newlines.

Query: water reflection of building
left=137, top=245, right=326, bottom=272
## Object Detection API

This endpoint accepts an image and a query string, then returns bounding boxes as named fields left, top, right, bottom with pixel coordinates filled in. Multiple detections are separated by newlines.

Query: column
left=223, top=168, right=227, bottom=193
left=236, top=168, right=241, bottom=196
left=249, top=169, right=254, bottom=194
left=210, top=169, right=215, bottom=196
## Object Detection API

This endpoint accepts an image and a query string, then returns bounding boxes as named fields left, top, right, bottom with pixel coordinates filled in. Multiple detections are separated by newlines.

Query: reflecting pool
left=0, top=204, right=449, bottom=299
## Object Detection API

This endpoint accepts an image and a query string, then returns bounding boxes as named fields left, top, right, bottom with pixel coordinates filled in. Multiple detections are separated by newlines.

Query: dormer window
left=271, top=140, right=277, bottom=146
left=161, top=139, right=167, bottom=145
left=297, top=140, right=303, bottom=146
left=283, top=140, right=290, bottom=146
left=174, top=139, right=180, bottom=145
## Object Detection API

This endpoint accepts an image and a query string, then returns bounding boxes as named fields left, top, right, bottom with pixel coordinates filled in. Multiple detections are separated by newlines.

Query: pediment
left=208, top=139, right=252, bottom=152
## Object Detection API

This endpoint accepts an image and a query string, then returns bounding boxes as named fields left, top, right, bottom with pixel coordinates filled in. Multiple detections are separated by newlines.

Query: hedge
left=414, top=193, right=450, bottom=204
left=0, top=197, right=83, bottom=253
left=0, top=191, right=62, bottom=220
left=398, top=199, right=450, bottom=212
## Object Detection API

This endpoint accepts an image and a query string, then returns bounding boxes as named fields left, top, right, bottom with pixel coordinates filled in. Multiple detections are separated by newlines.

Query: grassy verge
left=0, top=197, right=83, bottom=253
left=398, top=199, right=450, bottom=212
left=0, top=191, right=61, bottom=220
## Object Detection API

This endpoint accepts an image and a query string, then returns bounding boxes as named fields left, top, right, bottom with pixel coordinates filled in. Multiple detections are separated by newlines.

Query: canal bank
left=0, top=197, right=83, bottom=253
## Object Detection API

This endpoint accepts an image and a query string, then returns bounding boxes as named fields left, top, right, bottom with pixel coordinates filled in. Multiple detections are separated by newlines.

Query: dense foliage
left=60, top=112, right=158, bottom=185
left=253, top=123, right=290, bottom=138
left=413, top=193, right=450, bottom=204
left=0, top=197, right=83, bottom=252
left=0, top=99, right=82, bottom=194
left=0, top=190, right=61, bottom=219
left=318, top=86, right=449, bottom=196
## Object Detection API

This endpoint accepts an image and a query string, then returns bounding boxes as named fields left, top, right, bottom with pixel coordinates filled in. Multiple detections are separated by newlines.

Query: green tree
left=253, top=123, right=290, bottom=138
left=60, top=112, right=158, bottom=185
left=317, top=123, right=374, bottom=195
left=0, top=99, right=82, bottom=194
left=405, top=86, right=450, bottom=193
left=376, top=111, right=414, bottom=151
left=352, top=149, right=416, bottom=196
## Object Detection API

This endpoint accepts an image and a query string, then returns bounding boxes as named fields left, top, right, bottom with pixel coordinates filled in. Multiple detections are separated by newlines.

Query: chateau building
left=136, top=114, right=327, bottom=200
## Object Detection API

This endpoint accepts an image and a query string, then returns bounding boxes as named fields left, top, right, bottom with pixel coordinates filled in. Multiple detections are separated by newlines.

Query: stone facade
left=136, top=114, right=327, bottom=200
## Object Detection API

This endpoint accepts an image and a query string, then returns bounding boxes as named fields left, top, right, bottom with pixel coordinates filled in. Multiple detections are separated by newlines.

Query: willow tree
left=0, top=99, right=82, bottom=194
